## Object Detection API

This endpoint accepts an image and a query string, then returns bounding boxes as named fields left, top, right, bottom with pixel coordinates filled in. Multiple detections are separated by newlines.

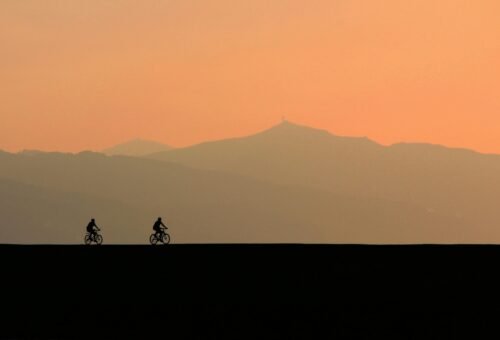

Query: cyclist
left=153, top=217, right=167, bottom=239
left=86, top=218, right=100, bottom=242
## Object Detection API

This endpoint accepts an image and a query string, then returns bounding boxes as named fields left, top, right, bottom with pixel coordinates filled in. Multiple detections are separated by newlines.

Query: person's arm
left=162, top=222, right=167, bottom=229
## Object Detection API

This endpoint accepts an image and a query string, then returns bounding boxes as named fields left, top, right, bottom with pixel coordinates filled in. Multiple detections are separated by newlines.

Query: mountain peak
left=260, top=120, right=342, bottom=140
left=267, top=119, right=324, bottom=132
left=253, top=120, right=380, bottom=148
left=277, top=118, right=294, bottom=126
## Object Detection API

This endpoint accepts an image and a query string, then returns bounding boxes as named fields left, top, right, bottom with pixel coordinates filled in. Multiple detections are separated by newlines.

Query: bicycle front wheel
left=162, top=233, right=170, bottom=245
left=95, top=234, right=103, bottom=245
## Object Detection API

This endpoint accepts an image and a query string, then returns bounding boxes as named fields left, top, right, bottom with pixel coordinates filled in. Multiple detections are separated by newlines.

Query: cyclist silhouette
left=153, top=217, right=167, bottom=238
left=86, top=218, right=100, bottom=242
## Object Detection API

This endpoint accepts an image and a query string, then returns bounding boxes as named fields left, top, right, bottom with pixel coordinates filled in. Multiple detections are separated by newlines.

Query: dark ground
left=2, top=244, right=500, bottom=339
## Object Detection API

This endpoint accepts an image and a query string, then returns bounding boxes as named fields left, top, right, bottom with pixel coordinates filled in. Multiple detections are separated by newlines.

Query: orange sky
left=1, top=0, right=499, bottom=153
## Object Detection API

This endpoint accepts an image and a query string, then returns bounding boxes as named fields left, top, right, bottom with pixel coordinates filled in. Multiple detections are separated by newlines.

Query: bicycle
left=150, top=231, right=170, bottom=245
left=84, top=232, right=103, bottom=245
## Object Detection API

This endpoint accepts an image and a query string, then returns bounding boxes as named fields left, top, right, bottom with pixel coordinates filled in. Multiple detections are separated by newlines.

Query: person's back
left=153, top=217, right=166, bottom=235
left=86, top=219, right=99, bottom=235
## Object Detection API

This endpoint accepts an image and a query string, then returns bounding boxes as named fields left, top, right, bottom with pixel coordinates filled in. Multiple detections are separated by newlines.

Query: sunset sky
left=1, top=1, right=499, bottom=153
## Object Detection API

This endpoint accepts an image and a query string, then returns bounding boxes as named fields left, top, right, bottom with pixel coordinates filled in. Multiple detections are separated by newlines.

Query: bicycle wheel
left=150, top=234, right=158, bottom=245
left=95, top=234, right=103, bottom=245
left=162, top=233, right=170, bottom=245
left=84, top=234, right=92, bottom=245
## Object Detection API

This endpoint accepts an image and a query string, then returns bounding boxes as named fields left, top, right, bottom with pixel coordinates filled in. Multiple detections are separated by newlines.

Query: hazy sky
left=1, top=1, right=499, bottom=153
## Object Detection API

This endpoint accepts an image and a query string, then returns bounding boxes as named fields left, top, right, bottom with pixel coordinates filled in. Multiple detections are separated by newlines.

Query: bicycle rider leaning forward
left=153, top=217, right=167, bottom=238
left=86, top=218, right=100, bottom=242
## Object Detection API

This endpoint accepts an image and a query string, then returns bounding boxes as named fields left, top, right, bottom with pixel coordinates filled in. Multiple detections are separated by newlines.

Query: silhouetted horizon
left=2, top=120, right=498, bottom=157
left=2, top=118, right=500, bottom=244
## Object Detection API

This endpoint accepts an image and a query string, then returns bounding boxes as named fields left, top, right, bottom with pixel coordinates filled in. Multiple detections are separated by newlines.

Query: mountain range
left=148, top=121, right=500, bottom=241
left=1, top=121, right=498, bottom=243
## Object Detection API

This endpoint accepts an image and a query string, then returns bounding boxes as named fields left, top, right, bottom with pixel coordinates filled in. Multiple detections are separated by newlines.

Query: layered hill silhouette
left=148, top=120, right=500, bottom=241
left=0, top=178, right=149, bottom=244
left=0, top=148, right=468, bottom=244
left=1, top=121, right=499, bottom=243
left=102, top=138, right=171, bottom=156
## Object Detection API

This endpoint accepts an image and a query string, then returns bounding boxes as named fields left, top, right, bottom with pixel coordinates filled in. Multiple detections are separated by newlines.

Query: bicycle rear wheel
left=150, top=234, right=158, bottom=245
left=84, top=234, right=92, bottom=245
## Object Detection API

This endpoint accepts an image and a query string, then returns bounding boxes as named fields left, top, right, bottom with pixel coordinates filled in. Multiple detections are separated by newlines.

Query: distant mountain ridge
left=0, top=149, right=470, bottom=244
left=103, top=138, right=171, bottom=157
left=2, top=121, right=500, bottom=243
left=148, top=120, right=500, bottom=239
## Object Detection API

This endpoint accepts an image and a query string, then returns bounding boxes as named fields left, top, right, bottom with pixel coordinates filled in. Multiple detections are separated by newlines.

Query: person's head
left=157, top=217, right=162, bottom=221
left=91, top=218, right=95, bottom=222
